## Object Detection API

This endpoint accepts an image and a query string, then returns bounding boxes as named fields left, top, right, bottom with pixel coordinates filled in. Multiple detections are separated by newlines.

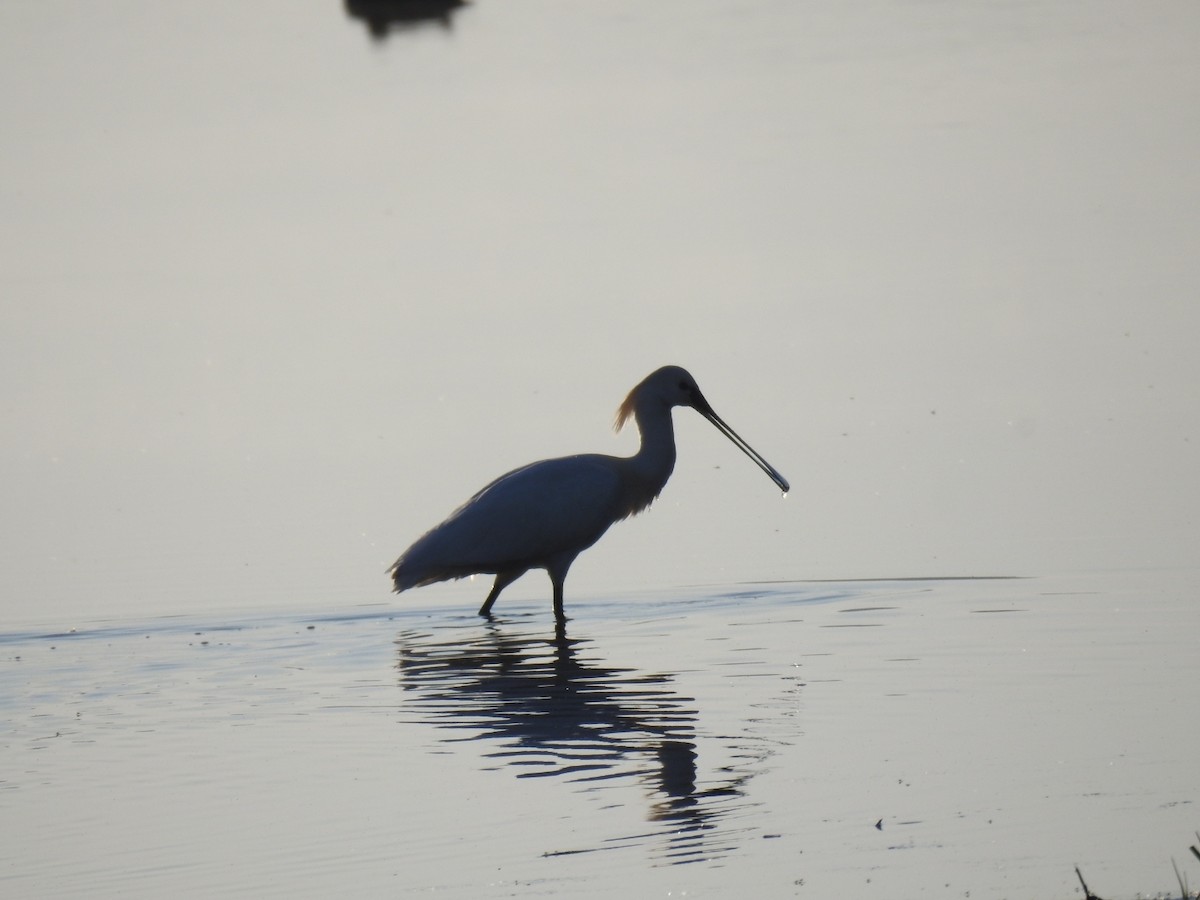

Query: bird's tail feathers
left=389, top=557, right=472, bottom=594
left=388, top=559, right=416, bottom=594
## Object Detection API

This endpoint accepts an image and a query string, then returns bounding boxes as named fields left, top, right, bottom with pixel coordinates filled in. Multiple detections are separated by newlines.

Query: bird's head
left=614, top=365, right=790, bottom=494
left=613, top=365, right=708, bottom=432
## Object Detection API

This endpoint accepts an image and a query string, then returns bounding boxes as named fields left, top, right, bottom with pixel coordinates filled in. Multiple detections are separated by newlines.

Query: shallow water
left=3, top=571, right=1196, bottom=898
left=2, top=3, right=1198, bottom=897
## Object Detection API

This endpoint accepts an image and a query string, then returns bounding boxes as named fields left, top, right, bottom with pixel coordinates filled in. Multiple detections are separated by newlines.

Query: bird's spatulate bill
left=695, top=401, right=790, bottom=495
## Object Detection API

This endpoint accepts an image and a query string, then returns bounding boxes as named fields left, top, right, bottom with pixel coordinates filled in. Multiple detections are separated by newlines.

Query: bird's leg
left=545, top=557, right=576, bottom=625
left=550, top=572, right=567, bottom=625
left=479, top=570, right=521, bottom=618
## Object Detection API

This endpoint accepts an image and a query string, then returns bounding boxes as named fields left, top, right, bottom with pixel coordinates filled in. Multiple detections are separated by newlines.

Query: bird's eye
left=678, top=380, right=691, bottom=392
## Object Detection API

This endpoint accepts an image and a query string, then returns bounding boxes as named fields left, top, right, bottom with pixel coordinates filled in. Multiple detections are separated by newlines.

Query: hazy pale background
left=2, top=0, right=1197, bottom=625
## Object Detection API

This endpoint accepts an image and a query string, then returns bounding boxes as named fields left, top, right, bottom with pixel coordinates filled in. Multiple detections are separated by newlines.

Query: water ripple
left=394, top=620, right=771, bottom=864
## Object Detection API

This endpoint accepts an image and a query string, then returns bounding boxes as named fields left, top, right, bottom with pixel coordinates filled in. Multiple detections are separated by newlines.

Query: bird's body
left=388, top=365, right=788, bottom=624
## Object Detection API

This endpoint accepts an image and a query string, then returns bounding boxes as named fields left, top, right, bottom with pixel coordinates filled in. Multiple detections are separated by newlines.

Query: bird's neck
left=623, top=400, right=677, bottom=507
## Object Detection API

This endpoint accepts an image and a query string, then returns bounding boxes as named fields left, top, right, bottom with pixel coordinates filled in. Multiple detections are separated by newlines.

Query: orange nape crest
left=613, top=386, right=638, bottom=434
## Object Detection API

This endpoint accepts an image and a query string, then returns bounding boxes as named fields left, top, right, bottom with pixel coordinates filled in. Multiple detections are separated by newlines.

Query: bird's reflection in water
left=343, top=0, right=468, bottom=41
left=395, top=619, right=758, bottom=864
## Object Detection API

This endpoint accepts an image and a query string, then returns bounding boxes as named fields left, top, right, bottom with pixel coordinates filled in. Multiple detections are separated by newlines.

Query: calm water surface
left=2, top=0, right=1198, bottom=623
left=3, top=572, right=1196, bottom=898
left=2, top=3, right=1197, bottom=897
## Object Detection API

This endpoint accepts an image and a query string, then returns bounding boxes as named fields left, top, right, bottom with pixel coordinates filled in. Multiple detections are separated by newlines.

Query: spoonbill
left=388, top=365, right=789, bottom=623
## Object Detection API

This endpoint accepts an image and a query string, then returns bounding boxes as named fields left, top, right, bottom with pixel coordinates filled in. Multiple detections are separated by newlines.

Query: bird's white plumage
left=392, top=454, right=623, bottom=588
left=388, top=365, right=788, bottom=624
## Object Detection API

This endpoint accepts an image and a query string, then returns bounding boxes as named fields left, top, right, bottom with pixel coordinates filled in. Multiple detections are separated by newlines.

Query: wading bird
left=388, top=365, right=789, bottom=624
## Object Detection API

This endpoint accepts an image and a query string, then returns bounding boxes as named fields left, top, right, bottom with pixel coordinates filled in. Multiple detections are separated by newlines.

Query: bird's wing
left=397, top=454, right=623, bottom=576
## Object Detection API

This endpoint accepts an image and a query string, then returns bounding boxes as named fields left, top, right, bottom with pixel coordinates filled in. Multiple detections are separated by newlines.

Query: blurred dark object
left=344, top=0, right=468, bottom=41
